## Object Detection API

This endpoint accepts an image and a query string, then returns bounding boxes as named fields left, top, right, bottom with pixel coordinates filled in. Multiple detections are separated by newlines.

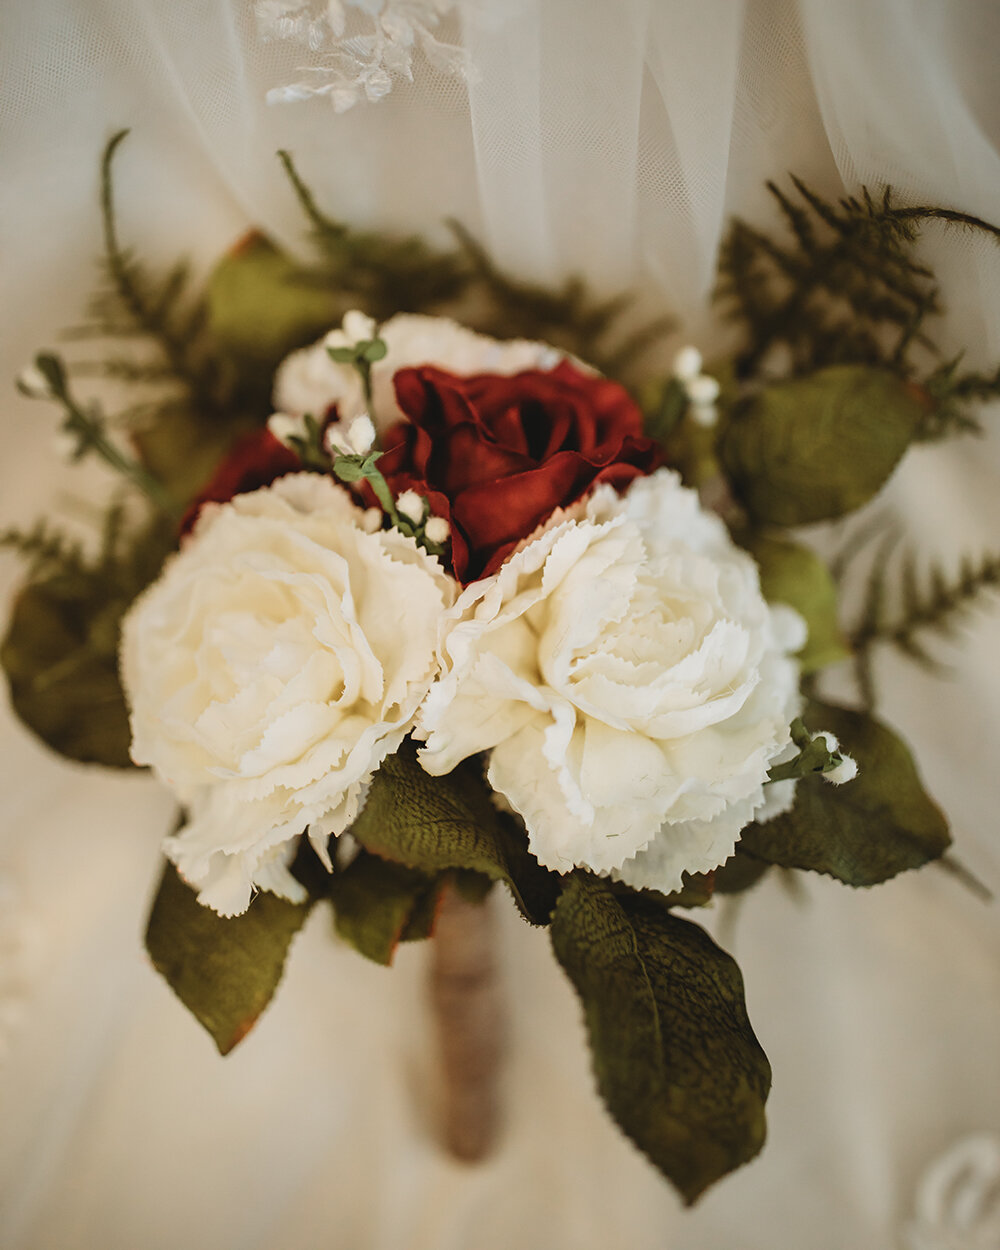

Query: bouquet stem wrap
left=429, top=884, right=505, bottom=1162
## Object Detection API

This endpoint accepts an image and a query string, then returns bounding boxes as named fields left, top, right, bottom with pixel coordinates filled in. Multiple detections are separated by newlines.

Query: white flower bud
left=51, top=429, right=77, bottom=461
left=816, top=731, right=840, bottom=753
left=689, top=403, right=718, bottom=429
left=323, top=423, right=351, bottom=456
left=425, top=515, right=451, bottom=545
left=686, top=374, right=721, bottom=405
left=346, top=413, right=376, bottom=455
left=823, top=755, right=858, bottom=785
left=396, top=490, right=425, bottom=525
left=360, top=507, right=383, bottom=534
left=323, top=329, right=350, bottom=352
left=672, top=345, right=703, bottom=381
left=342, top=310, right=377, bottom=344
left=267, top=412, right=308, bottom=448
left=17, top=363, right=50, bottom=398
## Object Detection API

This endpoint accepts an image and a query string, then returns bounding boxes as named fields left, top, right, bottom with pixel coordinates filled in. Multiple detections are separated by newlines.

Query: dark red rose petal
left=382, top=359, right=662, bottom=583
left=180, top=429, right=302, bottom=536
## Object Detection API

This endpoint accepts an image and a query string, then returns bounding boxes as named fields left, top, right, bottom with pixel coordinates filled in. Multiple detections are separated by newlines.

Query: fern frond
left=851, top=545, right=1000, bottom=673
left=94, top=130, right=224, bottom=414
left=0, top=521, right=84, bottom=576
left=717, top=178, right=1000, bottom=441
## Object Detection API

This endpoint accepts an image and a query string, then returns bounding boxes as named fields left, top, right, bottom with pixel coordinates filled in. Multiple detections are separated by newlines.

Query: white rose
left=121, top=474, right=456, bottom=916
left=418, top=470, right=803, bottom=894
left=273, top=311, right=563, bottom=434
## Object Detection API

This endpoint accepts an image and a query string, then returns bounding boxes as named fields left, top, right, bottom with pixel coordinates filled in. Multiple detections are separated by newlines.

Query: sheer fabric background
left=2, top=2, right=1000, bottom=1247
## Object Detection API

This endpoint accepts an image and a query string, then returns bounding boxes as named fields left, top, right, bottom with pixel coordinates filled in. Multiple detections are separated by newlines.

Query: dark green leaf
left=1, top=576, right=132, bottom=767
left=551, top=874, right=771, bottom=1204
left=349, top=739, right=560, bottom=925
left=329, top=849, right=445, bottom=965
left=746, top=534, right=849, bottom=673
left=642, top=871, right=716, bottom=909
left=642, top=377, right=688, bottom=445
left=713, top=850, right=771, bottom=895
left=721, top=366, right=926, bottom=524
left=132, top=407, right=256, bottom=506
left=739, top=700, right=950, bottom=884
left=145, top=859, right=313, bottom=1054
left=206, top=233, right=341, bottom=383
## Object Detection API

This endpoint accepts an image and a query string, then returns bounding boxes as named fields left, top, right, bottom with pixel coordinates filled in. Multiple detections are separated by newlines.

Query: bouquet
left=4, top=131, right=998, bottom=1204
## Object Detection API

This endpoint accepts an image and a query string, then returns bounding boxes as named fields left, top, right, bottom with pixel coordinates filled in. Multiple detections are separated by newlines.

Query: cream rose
left=273, top=311, right=563, bottom=434
left=121, top=474, right=455, bottom=916
left=418, top=470, right=803, bottom=894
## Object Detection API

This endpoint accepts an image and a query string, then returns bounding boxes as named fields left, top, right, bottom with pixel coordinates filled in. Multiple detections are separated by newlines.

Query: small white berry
left=686, top=374, right=721, bottom=405
left=689, top=403, right=718, bottom=429
left=396, top=490, right=425, bottom=525
left=672, top=346, right=703, bottom=381
left=51, top=429, right=78, bottom=461
left=267, top=412, right=307, bottom=447
left=342, top=310, right=377, bottom=344
left=823, top=755, right=858, bottom=785
left=425, top=515, right=451, bottom=545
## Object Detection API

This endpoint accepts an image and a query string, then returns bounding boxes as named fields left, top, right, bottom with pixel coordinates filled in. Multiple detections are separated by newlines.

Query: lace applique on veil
left=903, top=1134, right=1000, bottom=1250
left=256, top=0, right=473, bottom=111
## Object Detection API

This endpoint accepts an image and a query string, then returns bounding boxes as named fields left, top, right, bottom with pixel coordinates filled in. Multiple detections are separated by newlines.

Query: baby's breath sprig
left=326, top=334, right=387, bottom=412
left=767, top=718, right=858, bottom=785
left=18, top=352, right=177, bottom=516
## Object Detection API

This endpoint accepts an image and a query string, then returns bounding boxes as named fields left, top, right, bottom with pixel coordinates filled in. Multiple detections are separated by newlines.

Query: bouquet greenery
left=4, top=131, right=998, bottom=1203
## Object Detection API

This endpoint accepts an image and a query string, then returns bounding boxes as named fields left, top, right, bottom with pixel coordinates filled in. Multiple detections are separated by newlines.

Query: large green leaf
left=721, top=366, right=926, bottom=524
left=145, top=859, right=313, bottom=1054
left=712, top=850, right=771, bottom=895
left=740, top=701, right=950, bottom=885
left=206, top=233, right=342, bottom=384
left=131, top=407, right=255, bottom=509
left=329, top=850, right=447, bottom=966
left=746, top=534, right=849, bottom=673
left=1, top=575, right=132, bottom=767
left=551, top=874, right=771, bottom=1204
left=349, top=740, right=560, bottom=925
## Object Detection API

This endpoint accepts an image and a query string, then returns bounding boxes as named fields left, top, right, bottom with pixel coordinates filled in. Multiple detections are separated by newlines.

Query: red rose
left=180, top=429, right=301, bottom=535
left=374, top=360, right=662, bottom=582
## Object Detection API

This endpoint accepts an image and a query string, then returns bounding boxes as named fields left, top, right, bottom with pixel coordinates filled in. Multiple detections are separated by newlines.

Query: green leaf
left=132, top=407, right=257, bottom=506
left=746, top=534, right=849, bottom=673
left=551, top=874, right=771, bottom=1204
left=145, top=859, right=313, bottom=1054
left=739, top=700, right=950, bottom=885
left=349, top=740, right=560, bottom=925
left=1, top=576, right=133, bottom=767
left=360, top=337, right=387, bottom=362
left=713, top=850, right=770, bottom=895
left=721, top=366, right=926, bottom=524
left=206, top=233, right=342, bottom=383
left=642, top=376, right=688, bottom=445
left=329, top=850, right=445, bottom=966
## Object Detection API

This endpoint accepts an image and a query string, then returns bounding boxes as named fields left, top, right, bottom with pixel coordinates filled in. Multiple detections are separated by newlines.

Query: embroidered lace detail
left=903, top=1134, right=1000, bottom=1250
left=256, top=0, right=471, bottom=112
left=0, top=873, right=40, bottom=1065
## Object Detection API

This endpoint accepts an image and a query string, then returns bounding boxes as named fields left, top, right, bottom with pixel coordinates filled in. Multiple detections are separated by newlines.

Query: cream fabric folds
left=2, top=3, right=1000, bottom=1248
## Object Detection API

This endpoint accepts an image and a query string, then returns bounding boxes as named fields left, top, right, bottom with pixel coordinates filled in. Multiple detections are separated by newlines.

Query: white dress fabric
left=2, top=2, right=1000, bottom=1247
